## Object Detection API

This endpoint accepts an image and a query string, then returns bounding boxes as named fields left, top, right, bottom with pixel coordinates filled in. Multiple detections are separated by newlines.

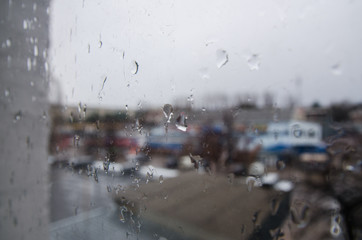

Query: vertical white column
left=0, top=0, right=50, bottom=239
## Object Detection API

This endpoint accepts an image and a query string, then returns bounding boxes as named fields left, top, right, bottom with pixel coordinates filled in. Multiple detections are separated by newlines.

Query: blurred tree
left=85, top=112, right=100, bottom=123
left=330, top=103, right=352, bottom=122
left=311, top=101, right=321, bottom=109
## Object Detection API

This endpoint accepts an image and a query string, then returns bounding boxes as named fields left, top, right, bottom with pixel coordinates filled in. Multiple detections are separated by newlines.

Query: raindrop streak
left=246, top=176, right=256, bottom=192
left=74, top=135, right=80, bottom=147
left=93, top=169, right=99, bottom=183
left=74, top=206, right=78, bottom=216
left=98, top=76, right=107, bottom=100
left=270, top=198, right=281, bottom=216
left=107, top=185, right=112, bottom=193
left=162, top=104, right=173, bottom=123
left=175, top=113, right=187, bottom=132
left=103, top=159, right=110, bottom=174
left=83, top=104, right=87, bottom=118
left=159, top=175, right=164, bottom=184
left=131, top=61, right=139, bottom=74
left=27, top=58, right=32, bottom=71
left=247, top=54, right=261, bottom=70
left=252, top=211, right=261, bottom=229
left=216, top=49, right=228, bottom=68
left=119, top=206, right=127, bottom=223
left=34, top=45, right=38, bottom=56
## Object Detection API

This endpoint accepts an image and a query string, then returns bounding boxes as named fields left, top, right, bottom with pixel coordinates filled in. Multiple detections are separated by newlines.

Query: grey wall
left=0, top=1, right=50, bottom=239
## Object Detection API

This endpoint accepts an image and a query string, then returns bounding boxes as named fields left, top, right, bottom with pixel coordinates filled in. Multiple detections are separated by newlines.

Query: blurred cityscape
left=47, top=100, right=362, bottom=239
left=48, top=100, right=362, bottom=174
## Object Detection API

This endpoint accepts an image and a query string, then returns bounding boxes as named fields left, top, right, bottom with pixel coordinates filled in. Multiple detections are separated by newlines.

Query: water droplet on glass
left=187, top=93, right=194, bottom=102
left=13, top=111, right=22, bottom=123
left=246, top=176, right=256, bottom=192
left=252, top=210, right=260, bottom=228
left=331, top=63, right=342, bottom=75
left=330, top=222, right=341, bottom=237
left=33, top=45, right=38, bottom=56
left=119, top=206, right=127, bottom=223
left=216, top=49, right=229, bottom=68
left=247, top=54, right=261, bottom=70
left=7, top=55, right=12, bottom=68
left=240, top=224, right=246, bottom=235
left=23, top=20, right=28, bottom=29
left=330, top=213, right=342, bottom=237
left=74, top=135, right=80, bottom=147
left=199, top=67, right=210, bottom=80
left=42, top=49, right=47, bottom=59
left=4, top=89, right=10, bottom=97
left=93, top=169, right=99, bottom=182
left=159, top=175, right=164, bottom=184
left=27, top=57, right=32, bottom=71
left=227, top=173, right=235, bottom=184
left=32, top=58, right=37, bottom=68
left=131, top=61, right=139, bottom=74
left=175, top=113, right=187, bottom=132
left=77, top=102, right=82, bottom=114
left=270, top=198, right=280, bottom=216
left=276, top=160, right=285, bottom=170
left=190, top=154, right=202, bottom=169
left=83, top=104, right=87, bottom=118
left=162, top=104, right=173, bottom=123
left=6, top=39, right=11, bottom=47
left=99, top=40, right=103, bottom=48
left=74, top=206, right=78, bottom=216
left=290, top=204, right=310, bottom=228
left=44, top=62, right=49, bottom=73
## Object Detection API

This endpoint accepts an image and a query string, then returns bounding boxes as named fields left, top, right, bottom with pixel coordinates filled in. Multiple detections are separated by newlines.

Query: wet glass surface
left=1, top=1, right=362, bottom=240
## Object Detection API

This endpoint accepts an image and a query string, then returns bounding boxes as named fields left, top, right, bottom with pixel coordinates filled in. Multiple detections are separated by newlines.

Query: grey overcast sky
left=49, top=0, right=362, bottom=110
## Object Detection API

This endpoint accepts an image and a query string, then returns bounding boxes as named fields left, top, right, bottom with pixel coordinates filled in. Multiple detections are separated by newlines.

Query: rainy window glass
left=2, top=0, right=362, bottom=240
